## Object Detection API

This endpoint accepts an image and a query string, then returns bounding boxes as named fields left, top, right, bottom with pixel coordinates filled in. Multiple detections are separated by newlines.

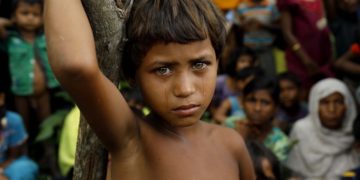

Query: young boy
left=0, top=0, right=59, bottom=130
left=44, top=0, right=256, bottom=179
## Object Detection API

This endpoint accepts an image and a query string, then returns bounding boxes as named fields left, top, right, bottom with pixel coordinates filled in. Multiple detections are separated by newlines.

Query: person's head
left=225, top=47, right=257, bottom=78
left=242, top=77, right=280, bottom=125
left=122, top=0, right=226, bottom=128
left=11, top=0, right=43, bottom=33
left=246, top=140, right=281, bottom=180
left=235, top=66, right=264, bottom=92
left=338, top=0, right=358, bottom=13
left=309, top=78, right=357, bottom=131
left=123, top=0, right=226, bottom=82
left=277, top=72, right=301, bottom=108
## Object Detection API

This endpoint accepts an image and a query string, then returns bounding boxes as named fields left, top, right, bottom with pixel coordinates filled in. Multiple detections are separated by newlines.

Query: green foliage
left=35, top=109, right=70, bottom=143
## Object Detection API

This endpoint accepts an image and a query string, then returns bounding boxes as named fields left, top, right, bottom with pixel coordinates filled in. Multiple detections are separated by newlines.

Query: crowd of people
left=0, top=0, right=359, bottom=179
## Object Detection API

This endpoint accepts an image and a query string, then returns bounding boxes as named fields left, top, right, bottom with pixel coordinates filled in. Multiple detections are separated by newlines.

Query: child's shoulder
left=202, top=122, right=247, bottom=151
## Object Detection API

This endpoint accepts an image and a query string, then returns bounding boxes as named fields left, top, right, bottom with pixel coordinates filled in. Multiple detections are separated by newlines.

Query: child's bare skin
left=44, top=0, right=256, bottom=179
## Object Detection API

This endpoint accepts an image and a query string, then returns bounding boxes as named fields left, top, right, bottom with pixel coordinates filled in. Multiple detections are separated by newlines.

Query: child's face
left=318, top=92, right=346, bottom=130
left=12, top=1, right=42, bottom=32
left=136, top=39, right=218, bottom=127
left=243, top=90, right=276, bottom=125
left=279, top=79, right=299, bottom=108
left=236, top=55, right=253, bottom=72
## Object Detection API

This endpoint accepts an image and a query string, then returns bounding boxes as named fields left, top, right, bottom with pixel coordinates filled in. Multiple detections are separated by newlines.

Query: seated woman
left=235, top=76, right=290, bottom=162
left=286, top=78, right=360, bottom=179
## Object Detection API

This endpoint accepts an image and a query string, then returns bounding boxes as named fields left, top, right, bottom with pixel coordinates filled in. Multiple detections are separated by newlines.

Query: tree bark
left=73, top=0, right=127, bottom=179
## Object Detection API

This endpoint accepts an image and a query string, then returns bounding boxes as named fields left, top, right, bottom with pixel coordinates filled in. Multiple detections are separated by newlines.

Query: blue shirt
left=0, top=111, right=28, bottom=162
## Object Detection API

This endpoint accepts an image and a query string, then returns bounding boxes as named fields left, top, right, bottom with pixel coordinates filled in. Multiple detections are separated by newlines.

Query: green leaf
left=35, top=109, right=70, bottom=142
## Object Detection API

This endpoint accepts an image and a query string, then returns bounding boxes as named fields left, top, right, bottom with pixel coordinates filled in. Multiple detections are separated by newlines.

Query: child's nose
left=173, top=73, right=195, bottom=98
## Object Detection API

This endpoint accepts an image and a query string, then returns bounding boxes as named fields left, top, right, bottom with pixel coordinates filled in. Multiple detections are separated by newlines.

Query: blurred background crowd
left=0, top=0, right=360, bottom=179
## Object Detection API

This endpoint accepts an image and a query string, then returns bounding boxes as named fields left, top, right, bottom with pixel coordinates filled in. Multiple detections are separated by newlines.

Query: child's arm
left=44, top=0, right=137, bottom=152
left=213, top=99, right=231, bottom=124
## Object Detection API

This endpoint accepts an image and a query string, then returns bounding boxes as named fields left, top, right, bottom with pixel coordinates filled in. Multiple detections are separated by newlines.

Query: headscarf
left=286, top=78, right=360, bottom=179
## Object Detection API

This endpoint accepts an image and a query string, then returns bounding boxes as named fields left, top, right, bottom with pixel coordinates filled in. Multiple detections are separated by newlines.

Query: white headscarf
left=286, top=78, right=360, bottom=180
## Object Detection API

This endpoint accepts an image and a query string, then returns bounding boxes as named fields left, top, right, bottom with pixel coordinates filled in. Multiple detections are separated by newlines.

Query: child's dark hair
left=277, top=72, right=301, bottom=88
left=246, top=140, right=281, bottom=180
left=225, top=47, right=257, bottom=78
left=122, top=0, right=226, bottom=81
left=235, top=66, right=264, bottom=81
left=243, top=76, right=280, bottom=104
left=11, top=0, right=43, bottom=14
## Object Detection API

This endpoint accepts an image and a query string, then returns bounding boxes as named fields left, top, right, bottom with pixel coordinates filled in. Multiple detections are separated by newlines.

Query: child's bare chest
left=111, top=128, right=240, bottom=180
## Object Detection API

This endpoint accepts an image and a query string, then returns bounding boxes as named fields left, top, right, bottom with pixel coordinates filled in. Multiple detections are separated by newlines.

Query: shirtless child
left=44, top=0, right=256, bottom=179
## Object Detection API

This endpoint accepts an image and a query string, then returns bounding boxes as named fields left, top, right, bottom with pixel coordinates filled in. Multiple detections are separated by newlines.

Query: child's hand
left=0, top=18, right=12, bottom=39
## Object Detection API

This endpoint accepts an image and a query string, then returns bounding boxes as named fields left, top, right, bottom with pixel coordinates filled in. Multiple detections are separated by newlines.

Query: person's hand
left=0, top=18, right=12, bottom=39
left=0, top=175, right=7, bottom=180
left=302, top=57, right=319, bottom=76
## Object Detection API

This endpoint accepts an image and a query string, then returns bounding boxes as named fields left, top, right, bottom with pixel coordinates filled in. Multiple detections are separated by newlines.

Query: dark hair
left=11, top=0, right=43, bottom=14
left=277, top=72, right=301, bottom=88
left=353, top=115, right=360, bottom=141
left=243, top=76, right=280, bottom=104
left=235, top=66, right=264, bottom=81
left=225, top=47, right=257, bottom=78
left=0, top=82, right=6, bottom=94
left=122, top=0, right=226, bottom=81
left=246, top=140, right=281, bottom=180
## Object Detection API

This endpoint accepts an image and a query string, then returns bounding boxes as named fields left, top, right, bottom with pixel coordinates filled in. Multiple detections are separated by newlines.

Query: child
left=235, top=76, right=290, bottom=162
left=214, top=66, right=263, bottom=127
left=274, top=72, right=308, bottom=134
left=0, top=84, right=38, bottom=179
left=213, top=47, right=257, bottom=109
left=286, top=78, right=359, bottom=179
left=45, top=0, right=256, bottom=179
left=237, top=0, right=280, bottom=76
left=0, top=0, right=59, bottom=130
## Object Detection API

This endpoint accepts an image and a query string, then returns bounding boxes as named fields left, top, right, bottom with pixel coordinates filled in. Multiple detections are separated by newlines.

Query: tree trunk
left=73, top=0, right=127, bottom=179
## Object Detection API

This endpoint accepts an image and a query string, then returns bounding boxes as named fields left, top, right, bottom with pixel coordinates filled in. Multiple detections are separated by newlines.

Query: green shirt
left=264, top=127, right=291, bottom=162
left=2, top=31, right=59, bottom=95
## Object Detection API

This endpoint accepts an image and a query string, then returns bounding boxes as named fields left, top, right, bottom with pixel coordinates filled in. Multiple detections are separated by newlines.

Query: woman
left=286, top=78, right=359, bottom=179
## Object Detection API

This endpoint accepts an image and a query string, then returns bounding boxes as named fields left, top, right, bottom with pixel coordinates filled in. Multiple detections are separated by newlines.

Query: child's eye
left=192, top=61, right=209, bottom=70
left=155, top=67, right=172, bottom=76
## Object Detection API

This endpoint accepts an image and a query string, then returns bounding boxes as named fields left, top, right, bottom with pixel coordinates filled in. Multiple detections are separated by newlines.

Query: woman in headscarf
left=286, top=78, right=360, bottom=179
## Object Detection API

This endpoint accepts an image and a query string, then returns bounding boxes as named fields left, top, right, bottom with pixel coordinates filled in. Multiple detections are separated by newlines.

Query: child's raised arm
left=44, top=0, right=137, bottom=152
